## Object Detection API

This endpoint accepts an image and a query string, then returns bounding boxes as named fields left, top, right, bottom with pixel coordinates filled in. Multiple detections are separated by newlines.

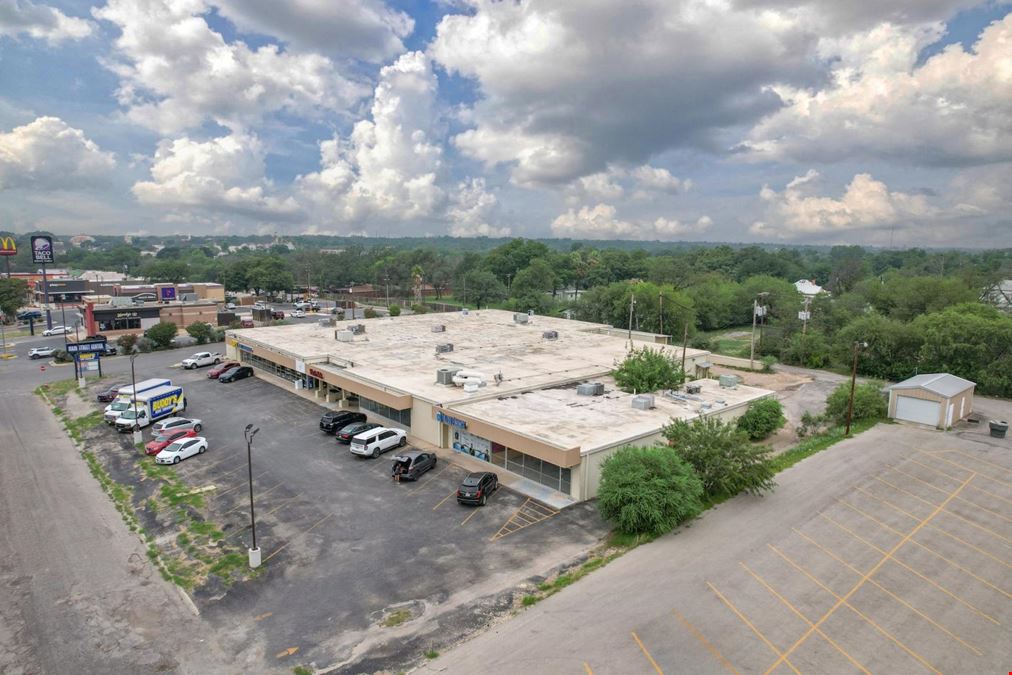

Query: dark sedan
left=336, top=421, right=381, bottom=443
left=391, top=451, right=437, bottom=481
left=218, top=366, right=254, bottom=383
left=319, top=410, right=367, bottom=434
left=456, top=471, right=499, bottom=506
left=96, top=383, right=128, bottom=402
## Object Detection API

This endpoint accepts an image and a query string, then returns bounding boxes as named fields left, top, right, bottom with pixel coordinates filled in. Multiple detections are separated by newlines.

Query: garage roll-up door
left=895, top=396, right=940, bottom=427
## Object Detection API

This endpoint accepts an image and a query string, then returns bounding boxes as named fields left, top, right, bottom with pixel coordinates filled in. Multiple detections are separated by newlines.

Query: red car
left=208, top=361, right=240, bottom=378
left=145, top=428, right=198, bottom=456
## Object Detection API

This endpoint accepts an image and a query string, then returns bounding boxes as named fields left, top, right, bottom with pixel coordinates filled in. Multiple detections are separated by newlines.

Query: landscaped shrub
left=116, top=333, right=138, bottom=353
left=411, top=303, right=429, bottom=314
left=824, top=381, right=887, bottom=426
left=363, top=307, right=378, bottom=319
left=144, top=321, right=178, bottom=349
left=612, top=346, right=685, bottom=394
left=597, top=445, right=704, bottom=536
left=761, top=355, right=777, bottom=373
left=185, top=321, right=214, bottom=344
left=736, top=398, right=786, bottom=440
left=663, top=416, right=777, bottom=499
left=388, top=304, right=401, bottom=317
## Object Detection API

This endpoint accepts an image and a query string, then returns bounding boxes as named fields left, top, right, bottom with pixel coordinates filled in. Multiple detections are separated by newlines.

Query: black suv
left=456, top=471, right=499, bottom=506
left=336, top=421, right=381, bottom=444
left=320, top=410, right=367, bottom=434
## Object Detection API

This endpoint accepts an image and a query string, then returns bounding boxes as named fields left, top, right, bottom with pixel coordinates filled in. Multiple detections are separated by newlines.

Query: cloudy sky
left=0, top=0, right=1010, bottom=246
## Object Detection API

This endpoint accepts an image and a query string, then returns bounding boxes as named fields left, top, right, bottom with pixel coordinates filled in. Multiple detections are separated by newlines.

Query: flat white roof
left=452, top=376, right=772, bottom=453
left=231, top=309, right=711, bottom=405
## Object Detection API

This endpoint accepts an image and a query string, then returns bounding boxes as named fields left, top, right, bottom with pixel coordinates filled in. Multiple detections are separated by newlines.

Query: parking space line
left=671, top=608, right=739, bottom=675
left=764, top=473, right=972, bottom=675
left=263, top=512, right=335, bottom=563
left=838, top=499, right=1012, bottom=600
left=904, top=457, right=1012, bottom=509
left=819, top=514, right=1000, bottom=624
left=925, top=453, right=1012, bottom=490
left=855, top=488, right=1012, bottom=569
left=223, top=483, right=283, bottom=515
left=873, top=476, right=1012, bottom=541
left=490, top=498, right=559, bottom=542
left=583, top=662, right=594, bottom=675
left=790, top=530, right=982, bottom=656
left=706, top=582, right=801, bottom=675
left=460, top=508, right=481, bottom=526
left=215, top=471, right=271, bottom=498
left=432, top=489, right=457, bottom=511
left=739, top=562, right=871, bottom=673
left=407, top=464, right=456, bottom=494
left=263, top=494, right=301, bottom=518
left=886, top=464, right=1012, bottom=524
left=942, top=449, right=1012, bottom=476
left=769, top=545, right=942, bottom=674
left=630, top=631, right=664, bottom=675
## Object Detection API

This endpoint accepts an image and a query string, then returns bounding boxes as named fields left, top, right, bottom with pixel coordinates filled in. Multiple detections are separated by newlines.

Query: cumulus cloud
left=751, top=170, right=936, bottom=238
left=0, top=0, right=92, bottom=43
left=431, top=0, right=821, bottom=184
left=93, top=0, right=370, bottom=133
left=132, top=132, right=302, bottom=220
left=297, top=51, right=446, bottom=229
left=448, top=177, right=510, bottom=237
left=744, top=15, right=1012, bottom=165
left=0, top=116, right=115, bottom=190
left=551, top=203, right=711, bottom=240
left=565, top=164, right=687, bottom=204
left=213, top=0, right=413, bottom=62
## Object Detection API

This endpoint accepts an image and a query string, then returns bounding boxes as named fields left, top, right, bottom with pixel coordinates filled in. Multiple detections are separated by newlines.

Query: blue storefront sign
left=66, top=341, right=107, bottom=354
left=238, top=344, right=253, bottom=353
left=159, top=287, right=176, bottom=301
left=436, top=411, right=467, bottom=429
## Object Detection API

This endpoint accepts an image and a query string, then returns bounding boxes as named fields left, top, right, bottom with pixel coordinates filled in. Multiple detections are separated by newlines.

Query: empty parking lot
left=115, top=367, right=607, bottom=670
left=434, top=419, right=1012, bottom=674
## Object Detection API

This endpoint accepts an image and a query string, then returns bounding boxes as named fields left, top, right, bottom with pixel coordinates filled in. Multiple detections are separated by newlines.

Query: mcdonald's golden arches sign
left=0, top=236, right=16, bottom=257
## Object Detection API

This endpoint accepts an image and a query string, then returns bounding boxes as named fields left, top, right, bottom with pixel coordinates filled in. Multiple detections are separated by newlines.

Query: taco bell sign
left=30, top=235, right=54, bottom=264
left=160, top=287, right=176, bottom=301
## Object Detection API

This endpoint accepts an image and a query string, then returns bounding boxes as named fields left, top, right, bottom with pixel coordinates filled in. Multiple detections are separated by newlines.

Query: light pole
left=749, top=291, right=769, bottom=370
left=244, top=423, right=261, bottom=568
left=627, top=292, right=636, bottom=347
left=384, top=275, right=390, bottom=307
left=845, top=341, right=868, bottom=436
left=129, top=352, right=142, bottom=446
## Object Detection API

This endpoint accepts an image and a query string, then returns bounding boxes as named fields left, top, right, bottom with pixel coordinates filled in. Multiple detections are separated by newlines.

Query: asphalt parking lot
left=144, top=366, right=608, bottom=670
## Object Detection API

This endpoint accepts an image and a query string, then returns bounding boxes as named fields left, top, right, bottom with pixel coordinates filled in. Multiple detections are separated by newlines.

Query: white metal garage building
left=887, top=373, right=975, bottom=429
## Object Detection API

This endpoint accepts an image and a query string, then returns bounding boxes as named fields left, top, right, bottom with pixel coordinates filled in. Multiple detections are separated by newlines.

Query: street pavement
left=0, top=346, right=232, bottom=674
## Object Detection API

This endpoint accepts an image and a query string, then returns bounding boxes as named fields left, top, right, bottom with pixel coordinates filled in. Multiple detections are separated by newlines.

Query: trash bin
left=989, top=420, right=1008, bottom=439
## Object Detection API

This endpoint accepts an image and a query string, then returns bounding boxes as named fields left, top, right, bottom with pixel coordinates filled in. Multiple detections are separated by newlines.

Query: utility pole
left=384, top=275, right=390, bottom=307
left=749, top=298, right=758, bottom=370
left=845, top=341, right=866, bottom=436
left=658, top=292, right=664, bottom=337
left=627, top=292, right=636, bottom=347
left=682, top=322, right=689, bottom=375
left=801, top=296, right=812, bottom=335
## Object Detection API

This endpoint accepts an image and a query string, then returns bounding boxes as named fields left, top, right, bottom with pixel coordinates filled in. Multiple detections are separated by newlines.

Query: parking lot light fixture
left=245, top=423, right=261, bottom=568
left=129, top=352, right=142, bottom=446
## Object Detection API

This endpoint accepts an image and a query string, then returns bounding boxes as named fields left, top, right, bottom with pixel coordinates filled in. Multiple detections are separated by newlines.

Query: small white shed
left=887, top=374, right=975, bottom=429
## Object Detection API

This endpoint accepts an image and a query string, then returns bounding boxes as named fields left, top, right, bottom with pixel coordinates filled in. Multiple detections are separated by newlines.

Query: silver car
left=29, top=346, right=56, bottom=359
left=152, top=417, right=203, bottom=434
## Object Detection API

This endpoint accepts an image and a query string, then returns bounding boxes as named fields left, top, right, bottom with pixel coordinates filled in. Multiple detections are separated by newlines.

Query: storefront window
left=449, top=432, right=572, bottom=495
left=241, top=352, right=301, bottom=383
left=98, top=317, right=141, bottom=331
left=360, top=396, right=411, bottom=428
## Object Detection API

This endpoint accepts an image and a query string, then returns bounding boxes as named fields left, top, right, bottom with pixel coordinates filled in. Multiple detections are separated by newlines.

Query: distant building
left=888, top=373, right=975, bottom=429
left=981, top=280, right=1012, bottom=312
left=69, top=235, right=96, bottom=247
left=794, top=279, right=825, bottom=297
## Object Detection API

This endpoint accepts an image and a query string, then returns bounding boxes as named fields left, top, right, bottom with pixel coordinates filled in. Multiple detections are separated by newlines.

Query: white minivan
left=349, top=427, right=407, bottom=458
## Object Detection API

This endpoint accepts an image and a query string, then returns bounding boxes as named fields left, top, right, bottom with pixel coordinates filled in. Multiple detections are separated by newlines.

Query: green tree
left=824, top=382, right=887, bottom=426
left=510, top=258, right=556, bottom=310
left=140, top=259, right=190, bottom=283
left=612, top=346, right=685, bottom=394
left=913, top=303, right=1012, bottom=397
left=388, top=304, right=401, bottom=317
left=144, top=321, right=178, bottom=349
left=185, top=321, right=214, bottom=344
left=461, top=270, right=507, bottom=308
left=685, top=276, right=740, bottom=331
left=736, top=398, right=786, bottom=440
left=597, top=445, right=704, bottom=536
left=831, top=315, right=923, bottom=382
left=0, top=278, right=28, bottom=318
left=781, top=332, right=831, bottom=368
left=663, top=416, right=777, bottom=498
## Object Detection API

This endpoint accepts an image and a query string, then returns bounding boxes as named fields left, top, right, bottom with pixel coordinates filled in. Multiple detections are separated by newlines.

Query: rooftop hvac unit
left=335, top=330, right=354, bottom=342
left=577, top=382, right=605, bottom=396
left=436, top=367, right=462, bottom=385
left=542, top=330, right=558, bottom=340
left=318, top=318, right=331, bottom=327
left=631, top=394, right=655, bottom=410
left=513, top=312, right=529, bottom=324
left=718, top=374, right=739, bottom=389
left=435, top=343, right=454, bottom=354
left=685, top=383, right=702, bottom=395
left=431, top=324, right=446, bottom=333
left=349, top=323, right=366, bottom=335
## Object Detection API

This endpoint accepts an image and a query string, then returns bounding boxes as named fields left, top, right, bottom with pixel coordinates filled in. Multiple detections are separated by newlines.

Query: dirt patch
left=63, top=389, right=95, bottom=420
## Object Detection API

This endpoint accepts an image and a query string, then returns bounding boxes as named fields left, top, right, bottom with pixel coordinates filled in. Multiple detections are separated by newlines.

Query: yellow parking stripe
left=885, top=464, right=1012, bottom=524
left=671, top=608, right=739, bottom=675
left=707, top=582, right=801, bottom=675
left=630, top=631, right=664, bottom=675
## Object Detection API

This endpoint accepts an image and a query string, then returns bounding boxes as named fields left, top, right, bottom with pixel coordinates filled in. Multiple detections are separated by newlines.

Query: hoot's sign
left=0, top=236, right=16, bottom=257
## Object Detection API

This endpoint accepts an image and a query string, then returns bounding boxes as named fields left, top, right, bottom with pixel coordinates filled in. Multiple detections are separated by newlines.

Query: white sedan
left=29, top=346, right=56, bottom=359
left=155, top=436, right=208, bottom=464
left=42, top=325, right=72, bottom=336
left=153, top=417, right=202, bottom=434
left=291, top=309, right=306, bottom=318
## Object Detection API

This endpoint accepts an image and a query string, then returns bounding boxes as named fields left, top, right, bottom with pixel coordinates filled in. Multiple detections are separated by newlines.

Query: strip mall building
left=225, top=310, right=772, bottom=502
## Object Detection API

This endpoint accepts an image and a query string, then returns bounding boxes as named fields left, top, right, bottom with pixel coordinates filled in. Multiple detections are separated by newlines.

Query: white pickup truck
left=181, top=352, right=222, bottom=369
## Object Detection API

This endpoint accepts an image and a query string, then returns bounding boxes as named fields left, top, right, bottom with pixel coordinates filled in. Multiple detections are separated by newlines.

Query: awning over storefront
left=432, top=407, right=581, bottom=468
left=310, top=363, right=413, bottom=410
